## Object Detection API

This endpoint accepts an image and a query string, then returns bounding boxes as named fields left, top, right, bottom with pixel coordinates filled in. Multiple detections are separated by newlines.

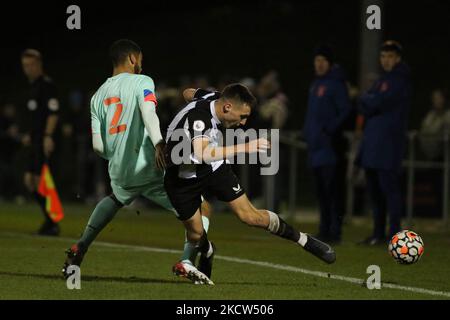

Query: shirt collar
left=210, top=100, right=221, bottom=124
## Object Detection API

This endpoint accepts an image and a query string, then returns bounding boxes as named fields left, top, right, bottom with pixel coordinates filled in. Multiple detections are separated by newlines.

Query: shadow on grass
left=0, top=271, right=303, bottom=287
left=0, top=271, right=188, bottom=285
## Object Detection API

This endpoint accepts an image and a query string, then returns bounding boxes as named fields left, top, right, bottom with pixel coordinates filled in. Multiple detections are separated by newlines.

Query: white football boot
left=172, top=259, right=214, bottom=285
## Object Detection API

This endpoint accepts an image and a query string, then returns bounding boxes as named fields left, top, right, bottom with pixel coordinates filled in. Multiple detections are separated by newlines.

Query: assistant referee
left=21, top=49, right=60, bottom=236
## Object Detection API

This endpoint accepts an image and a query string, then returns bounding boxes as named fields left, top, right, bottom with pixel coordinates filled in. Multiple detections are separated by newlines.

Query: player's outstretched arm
left=192, top=137, right=270, bottom=163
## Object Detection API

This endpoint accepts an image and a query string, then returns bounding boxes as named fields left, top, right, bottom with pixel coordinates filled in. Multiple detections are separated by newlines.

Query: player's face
left=380, top=51, right=401, bottom=72
left=314, top=56, right=330, bottom=77
left=21, top=57, right=42, bottom=81
left=222, top=103, right=251, bottom=128
left=130, top=52, right=143, bottom=74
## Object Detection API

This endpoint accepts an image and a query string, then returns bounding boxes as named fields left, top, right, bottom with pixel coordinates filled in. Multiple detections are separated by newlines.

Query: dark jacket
left=303, top=65, right=351, bottom=167
left=357, top=62, right=411, bottom=171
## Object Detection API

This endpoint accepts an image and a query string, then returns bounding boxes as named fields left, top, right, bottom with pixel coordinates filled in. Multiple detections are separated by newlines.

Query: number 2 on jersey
left=104, top=97, right=127, bottom=135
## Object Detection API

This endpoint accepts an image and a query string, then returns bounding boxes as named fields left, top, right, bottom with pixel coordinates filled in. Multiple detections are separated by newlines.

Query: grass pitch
left=0, top=202, right=450, bottom=299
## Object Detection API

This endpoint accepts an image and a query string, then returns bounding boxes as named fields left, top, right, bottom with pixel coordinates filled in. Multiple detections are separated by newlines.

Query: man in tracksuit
left=303, top=45, right=352, bottom=243
left=357, top=41, right=411, bottom=245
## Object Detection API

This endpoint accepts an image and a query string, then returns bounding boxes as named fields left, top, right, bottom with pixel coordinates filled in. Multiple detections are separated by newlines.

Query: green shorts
left=110, top=179, right=178, bottom=218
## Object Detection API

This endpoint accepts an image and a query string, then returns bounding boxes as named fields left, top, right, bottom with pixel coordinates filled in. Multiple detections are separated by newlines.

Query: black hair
left=221, top=83, right=256, bottom=108
left=109, top=39, right=141, bottom=67
left=381, top=40, right=403, bottom=56
left=313, top=44, right=334, bottom=65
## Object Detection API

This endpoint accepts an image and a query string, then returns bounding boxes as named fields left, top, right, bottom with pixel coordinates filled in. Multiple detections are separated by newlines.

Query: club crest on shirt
left=48, top=98, right=60, bottom=111
left=27, top=99, right=38, bottom=111
left=380, top=81, right=389, bottom=92
left=193, top=120, right=205, bottom=131
left=317, top=85, right=327, bottom=97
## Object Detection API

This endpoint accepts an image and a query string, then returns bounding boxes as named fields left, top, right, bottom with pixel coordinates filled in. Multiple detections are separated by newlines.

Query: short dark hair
left=221, top=83, right=256, bottom=108
left=313, top=44, right=334, bottom=65
left=21, top=48, right=42, bottom=61
left=109, top=39, right=141, bottom=67
left=381, top=40, right=403, bottom=56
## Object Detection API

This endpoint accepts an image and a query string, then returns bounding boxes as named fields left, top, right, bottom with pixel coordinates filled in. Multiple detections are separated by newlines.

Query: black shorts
left=27, top=143, right=46, bottom=175
left=164, top=164, right=245, bottom=221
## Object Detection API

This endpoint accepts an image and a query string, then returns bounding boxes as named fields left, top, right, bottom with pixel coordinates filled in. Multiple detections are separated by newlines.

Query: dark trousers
left=365, top=168, right=402, bottom=239
left=313, top=165, right=342, bottom=240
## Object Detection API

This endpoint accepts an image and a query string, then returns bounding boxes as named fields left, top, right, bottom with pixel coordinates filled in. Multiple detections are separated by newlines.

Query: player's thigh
left=207, top=165, right=245, bottom=203
left=164, top=174, right=203, bottom=221
left=142, top=179, right=175, bottom=212
left=110, top=181, right=138, bottom=206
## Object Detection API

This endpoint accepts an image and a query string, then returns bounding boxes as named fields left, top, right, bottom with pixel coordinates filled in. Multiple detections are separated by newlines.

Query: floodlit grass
left=0, top=202, right=449, bottom=299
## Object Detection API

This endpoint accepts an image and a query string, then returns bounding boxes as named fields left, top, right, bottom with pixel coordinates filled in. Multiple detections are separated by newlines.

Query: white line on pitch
left=2, top=232, right=450, bottom=298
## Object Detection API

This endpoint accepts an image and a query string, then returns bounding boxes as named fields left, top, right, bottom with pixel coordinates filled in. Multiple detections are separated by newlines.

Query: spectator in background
left=419, top=89, right=449, bottom=160
left=302, top=45, right=351, bottom=244
left=248, top=71, right=288, bottom=211
left=255, top=71, right=288, bottom=130
left=357, top=40, right=411, bottom=245
left=0, top=103, right=21, bottom=200
left=59, top=90, right=91, bottom=200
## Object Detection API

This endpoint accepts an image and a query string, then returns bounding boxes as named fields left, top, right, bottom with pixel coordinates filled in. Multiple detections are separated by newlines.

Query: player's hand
left=43, top=135, right=54, bottom=158
left=246, top=138, right=271, bottom=153
left=155, top=141, right=167, bottom=171
left=183, top=88, right=197, bottom=102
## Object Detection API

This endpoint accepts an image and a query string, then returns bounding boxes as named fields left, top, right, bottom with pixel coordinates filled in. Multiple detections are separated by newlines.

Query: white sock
left=205, top=241, right=213, bottom=258
left=267, top=211, right=280, bottom=233
left=181, top=259, right=193, bottom=265
left=298, top=232, right=308, bottom=247
left=202, top=215, right=210, bottom=233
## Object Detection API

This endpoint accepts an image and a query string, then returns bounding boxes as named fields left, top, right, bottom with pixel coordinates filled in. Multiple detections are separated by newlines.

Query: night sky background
left=1, top=0, right=450, bottom=129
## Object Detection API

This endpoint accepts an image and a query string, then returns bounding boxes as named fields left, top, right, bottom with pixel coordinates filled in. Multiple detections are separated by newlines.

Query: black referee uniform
left=25, top=75, right=59, bottom=173
left=164, top=89, right=245, bottom=220
left=24, top=74, right=60, bottom=234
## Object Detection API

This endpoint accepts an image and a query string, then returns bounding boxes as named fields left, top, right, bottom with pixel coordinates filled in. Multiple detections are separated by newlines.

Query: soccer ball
left=388, top=230, right=424, bottom=264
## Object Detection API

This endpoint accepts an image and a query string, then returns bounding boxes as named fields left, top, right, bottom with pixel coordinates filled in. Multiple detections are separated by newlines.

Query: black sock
left=33, top=192, right=53, bottom=224
left=196, top=230, right=210, bottom=255
left=276, top=217, right=300, bottom=243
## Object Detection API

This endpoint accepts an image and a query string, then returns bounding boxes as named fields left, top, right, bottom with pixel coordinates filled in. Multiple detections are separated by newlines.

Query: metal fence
left=239, top=130, right=450, bottom=227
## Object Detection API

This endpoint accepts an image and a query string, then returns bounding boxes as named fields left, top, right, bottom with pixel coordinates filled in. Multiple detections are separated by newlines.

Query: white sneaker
left=172, top=260, right=214, bottom=285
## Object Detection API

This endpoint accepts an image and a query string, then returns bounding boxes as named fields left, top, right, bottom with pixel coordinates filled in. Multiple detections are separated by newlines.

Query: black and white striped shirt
left=165, top=89, right=228, bottom=179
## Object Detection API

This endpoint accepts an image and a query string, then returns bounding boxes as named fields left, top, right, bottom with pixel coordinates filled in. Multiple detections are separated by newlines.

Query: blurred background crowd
left=1, top=0, right=450, bottom=233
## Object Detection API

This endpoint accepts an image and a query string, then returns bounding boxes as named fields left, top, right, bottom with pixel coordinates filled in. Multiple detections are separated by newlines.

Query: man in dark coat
left=303, top=45, right=352, bottom=243
left=357, top=40, right=411, bottom=245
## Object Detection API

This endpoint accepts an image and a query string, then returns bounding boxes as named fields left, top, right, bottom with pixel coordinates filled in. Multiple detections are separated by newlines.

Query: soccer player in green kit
left=62, top=39, right=213, bottom=285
